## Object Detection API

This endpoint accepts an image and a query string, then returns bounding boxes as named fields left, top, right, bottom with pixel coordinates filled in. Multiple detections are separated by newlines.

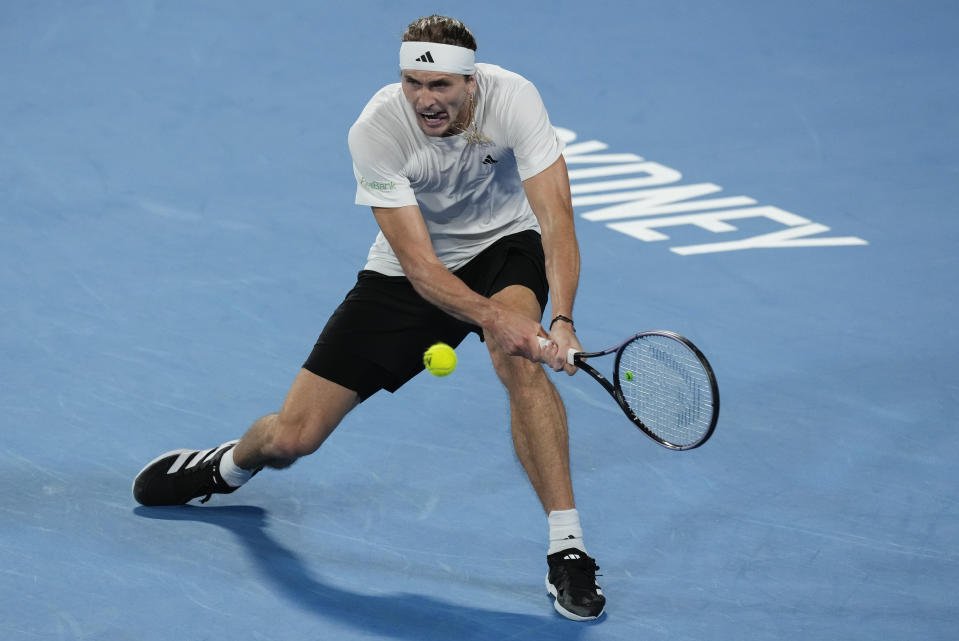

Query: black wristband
left=549, top=315, right=575, bottom=331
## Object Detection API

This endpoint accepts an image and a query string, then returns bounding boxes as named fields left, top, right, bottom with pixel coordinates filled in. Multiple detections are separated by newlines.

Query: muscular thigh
left=485, top=284, right=550, bottom=386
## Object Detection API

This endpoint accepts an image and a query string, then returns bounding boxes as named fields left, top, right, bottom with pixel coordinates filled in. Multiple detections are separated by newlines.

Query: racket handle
left=536, top=337, right=578, bottom=365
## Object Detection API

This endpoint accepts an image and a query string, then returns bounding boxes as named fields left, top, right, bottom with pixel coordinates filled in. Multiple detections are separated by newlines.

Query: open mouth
left=420, top=111, right=449, bottom=128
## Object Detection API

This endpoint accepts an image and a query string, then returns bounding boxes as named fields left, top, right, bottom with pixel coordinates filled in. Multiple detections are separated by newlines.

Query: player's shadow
left=134, top=505, right=598, bottom=640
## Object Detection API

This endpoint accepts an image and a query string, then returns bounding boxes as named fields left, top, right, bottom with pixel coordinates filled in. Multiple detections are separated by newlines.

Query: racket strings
left=618, top=335, right=714, bottom=447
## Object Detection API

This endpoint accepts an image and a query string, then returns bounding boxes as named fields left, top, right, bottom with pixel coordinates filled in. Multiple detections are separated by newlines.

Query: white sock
left=548, top=508, right=586, bottom=555
left=218, top=446, right=253, bottom=488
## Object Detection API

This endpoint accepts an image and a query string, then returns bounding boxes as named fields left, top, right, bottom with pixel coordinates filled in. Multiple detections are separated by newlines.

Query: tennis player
left=133, top=15, right=605, bottom=621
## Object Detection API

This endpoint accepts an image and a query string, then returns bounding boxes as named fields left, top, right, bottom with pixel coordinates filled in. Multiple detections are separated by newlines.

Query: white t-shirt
left=348, top=63, right=564, bottom=276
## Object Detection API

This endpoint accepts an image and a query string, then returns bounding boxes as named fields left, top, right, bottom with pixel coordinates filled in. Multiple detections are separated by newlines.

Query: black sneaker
left=133, top=440, right=247, bottom=506
left=546, top=548, right=606, bottom=621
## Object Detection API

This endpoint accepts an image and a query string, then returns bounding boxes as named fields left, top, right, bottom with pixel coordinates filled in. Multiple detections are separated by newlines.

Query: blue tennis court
left=2, top=2, right=957, bottom=639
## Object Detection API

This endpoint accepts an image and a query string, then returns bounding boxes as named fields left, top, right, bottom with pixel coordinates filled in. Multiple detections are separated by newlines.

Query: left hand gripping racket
left=540, top=331, right=719, bottom=450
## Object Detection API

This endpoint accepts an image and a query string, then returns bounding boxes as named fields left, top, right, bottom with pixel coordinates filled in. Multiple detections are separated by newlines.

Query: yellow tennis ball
left=423, top=342, right=457, bottom=377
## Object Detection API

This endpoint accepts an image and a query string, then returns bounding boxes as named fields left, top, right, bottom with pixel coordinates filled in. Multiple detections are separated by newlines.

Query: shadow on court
left=133, top=506, right=601, bottom=640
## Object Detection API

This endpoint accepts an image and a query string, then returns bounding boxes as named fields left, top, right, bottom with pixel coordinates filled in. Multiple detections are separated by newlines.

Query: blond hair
left=402, top=15, right=477, bottom=51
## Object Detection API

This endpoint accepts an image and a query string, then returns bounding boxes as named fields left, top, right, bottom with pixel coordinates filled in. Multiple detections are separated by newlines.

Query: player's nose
left=418, top=89, right=442, bottom=109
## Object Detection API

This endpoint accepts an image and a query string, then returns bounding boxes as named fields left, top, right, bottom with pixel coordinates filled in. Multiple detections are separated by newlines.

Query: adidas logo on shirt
left=482, top=155, right=498, bottom=165
left=415, top=51, right=435, bottom=63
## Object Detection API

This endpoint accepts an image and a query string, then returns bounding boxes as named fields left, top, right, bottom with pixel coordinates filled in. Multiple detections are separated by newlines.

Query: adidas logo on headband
left=400, top=42, right=475, bottom=75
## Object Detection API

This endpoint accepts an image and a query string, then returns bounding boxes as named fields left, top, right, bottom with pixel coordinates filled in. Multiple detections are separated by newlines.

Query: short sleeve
left=505, top=82, right=564, bottom=181
left=348, top=119, right=418, bottom=208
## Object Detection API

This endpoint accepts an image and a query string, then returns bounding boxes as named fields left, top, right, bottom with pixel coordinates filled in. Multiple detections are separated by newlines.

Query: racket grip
left=536, top=337, right=578, bottom=365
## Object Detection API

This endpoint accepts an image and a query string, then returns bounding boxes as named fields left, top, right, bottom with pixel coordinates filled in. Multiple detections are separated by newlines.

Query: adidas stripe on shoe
left=546, top=548, right=606, bottom=621
left=132, top=440, right=250, bottom=506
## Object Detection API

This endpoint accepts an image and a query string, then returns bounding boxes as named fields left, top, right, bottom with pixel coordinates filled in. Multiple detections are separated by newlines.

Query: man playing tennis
left=133, top=15, right=605, bottom=621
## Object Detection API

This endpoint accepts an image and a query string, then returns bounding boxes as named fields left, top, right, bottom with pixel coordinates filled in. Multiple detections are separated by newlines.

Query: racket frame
left=571, top=330, right=719, bottom=450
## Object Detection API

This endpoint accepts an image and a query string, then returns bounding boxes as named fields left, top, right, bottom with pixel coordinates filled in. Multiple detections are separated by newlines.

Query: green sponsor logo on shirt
left=360, top=177, right=396, bottom=191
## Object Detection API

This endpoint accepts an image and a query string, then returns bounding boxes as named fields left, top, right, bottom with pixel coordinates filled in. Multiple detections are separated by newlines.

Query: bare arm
left=371, top=205, right=553, bottom=361
left=523, top=154, right=583, bottom=375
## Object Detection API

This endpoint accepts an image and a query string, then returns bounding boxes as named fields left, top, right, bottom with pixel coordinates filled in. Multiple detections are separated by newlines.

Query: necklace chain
left=460, top=92, right=490, bottom=144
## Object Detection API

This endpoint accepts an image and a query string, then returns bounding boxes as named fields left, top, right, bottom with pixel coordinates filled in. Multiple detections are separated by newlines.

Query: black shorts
left=303, top=229, right=548, bottom=401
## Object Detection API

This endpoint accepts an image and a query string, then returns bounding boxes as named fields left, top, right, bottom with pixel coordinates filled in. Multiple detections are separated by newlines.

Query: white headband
left=399, top=41, right=475, bottom=75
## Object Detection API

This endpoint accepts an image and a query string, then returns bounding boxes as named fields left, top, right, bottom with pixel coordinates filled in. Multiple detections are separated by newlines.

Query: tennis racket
left=539, top=331, right=719, bottom=450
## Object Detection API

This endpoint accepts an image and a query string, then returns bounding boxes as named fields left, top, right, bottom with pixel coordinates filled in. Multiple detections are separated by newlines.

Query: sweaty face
left=401, top=70, right=475, bottom=137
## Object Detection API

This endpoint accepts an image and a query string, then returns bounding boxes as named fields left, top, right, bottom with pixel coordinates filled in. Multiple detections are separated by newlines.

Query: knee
left=493, top=352, right=548, bottom=395
left=267, top=411, right=337, bottom=461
